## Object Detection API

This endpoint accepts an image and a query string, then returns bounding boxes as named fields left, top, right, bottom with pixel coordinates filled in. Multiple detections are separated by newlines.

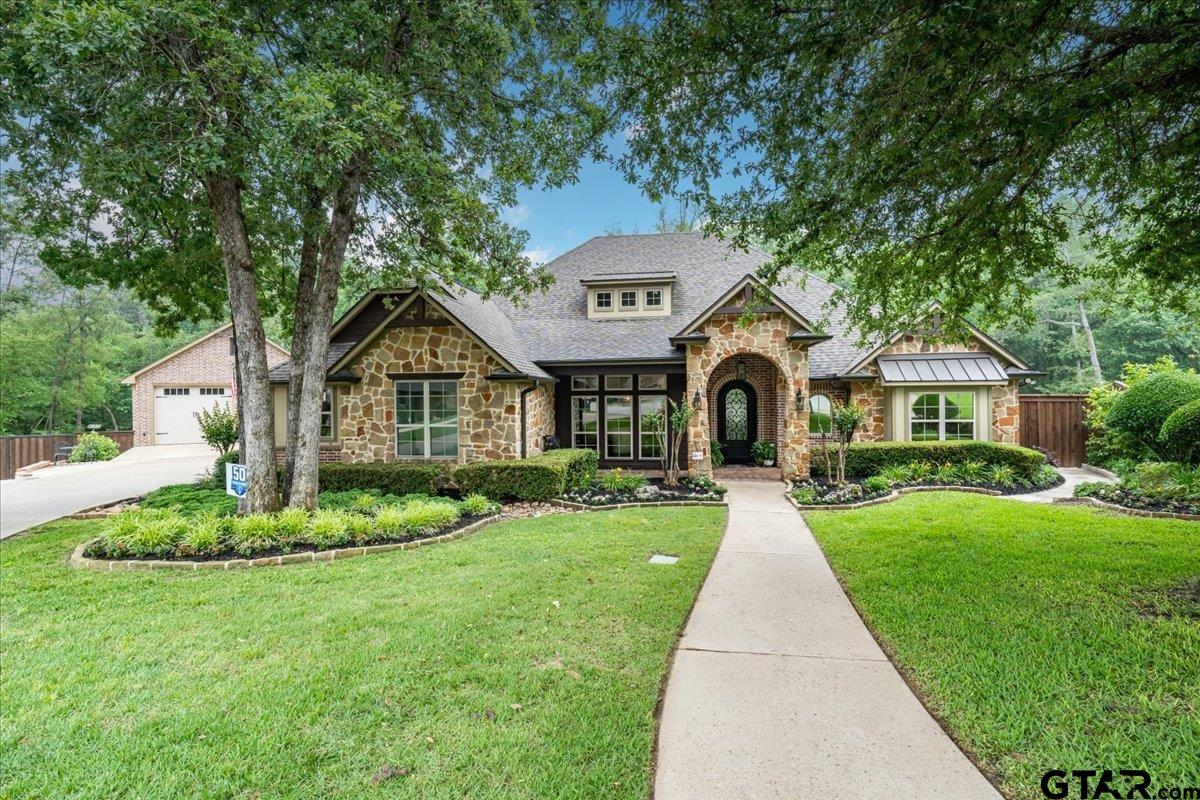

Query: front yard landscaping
left=806, top=493, right=1200, bottom=799
left=0, top=506, right=725, bottom=799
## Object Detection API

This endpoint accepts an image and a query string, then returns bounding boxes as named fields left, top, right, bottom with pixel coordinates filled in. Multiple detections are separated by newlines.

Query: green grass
left=806, top=494, right=1200, bottom=799
left=0, top=507, right=725, bottom=799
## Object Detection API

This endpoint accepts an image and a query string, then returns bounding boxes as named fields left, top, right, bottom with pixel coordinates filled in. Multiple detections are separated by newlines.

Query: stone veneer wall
left=523, top=383, right=555, bottom=456
left=846, top=334, right=1021, bottom=443
left=338, top=326, right=536, bottom=463
left=131, top=326, right=288, bottom=446
left=686, top=312, right=812, bottom=480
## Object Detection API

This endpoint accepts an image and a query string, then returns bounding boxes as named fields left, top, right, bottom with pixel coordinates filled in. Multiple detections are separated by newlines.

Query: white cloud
left=502, top=204, right=530, bottom=225
left=521, top=246, right=554, bottom=265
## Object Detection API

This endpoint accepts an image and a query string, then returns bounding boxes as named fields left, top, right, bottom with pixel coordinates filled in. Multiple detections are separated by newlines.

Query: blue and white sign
left=226, top=462, right=248, bottom=498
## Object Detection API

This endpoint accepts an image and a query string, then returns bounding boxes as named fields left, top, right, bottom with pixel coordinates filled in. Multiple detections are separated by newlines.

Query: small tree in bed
left=644, top=399, right=694, bottom=487
left=195, top=404, right=239, bottom=455
left=829, top=400, right=868, bottom=484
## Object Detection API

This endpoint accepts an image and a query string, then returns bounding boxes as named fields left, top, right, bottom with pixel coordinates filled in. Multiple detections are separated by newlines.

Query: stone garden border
left=785, top=484, right=1001, bottom=512
left=68, top=514, right=502, bottom=572
left=548, top=498, right=728, bottom=512
left=1053, top=496, right=1200, bottom=522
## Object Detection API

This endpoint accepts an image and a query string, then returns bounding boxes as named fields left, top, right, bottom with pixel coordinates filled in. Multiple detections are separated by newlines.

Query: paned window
left=605, top=395, right=633, bottom=459
left=395, top=380, right=459, bottom=457
left=572, top=396, right=600, bottom=451
left=909, top=391, right=975, bottom=441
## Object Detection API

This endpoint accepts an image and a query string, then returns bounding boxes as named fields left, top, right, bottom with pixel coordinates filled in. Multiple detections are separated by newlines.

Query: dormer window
left=620, top=290, right=638, bottom=309
left=595, top=291, right=613, bottom=310
left=645, top=289, right=663, bottom=310
left=582, top=272, right=674, bottom=319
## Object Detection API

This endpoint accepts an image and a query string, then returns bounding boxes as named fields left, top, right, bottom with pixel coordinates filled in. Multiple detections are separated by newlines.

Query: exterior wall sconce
left=736, top=357, right=747, bottom=381
left=795, top=390, right=805, bottom=411
left=692, top=387, right=703, bottom=409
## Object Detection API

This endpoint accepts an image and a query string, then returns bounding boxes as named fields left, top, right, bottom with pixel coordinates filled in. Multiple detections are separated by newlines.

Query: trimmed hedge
left=815, top=440, right=1046, bottom=480
left=1160, top=398, right=1200, bottom=465
left=452, top=449, right=598, bottom=501
left=1106, top=371, right=1200, bottom=445
left=317, top=462, right=449, bottom=496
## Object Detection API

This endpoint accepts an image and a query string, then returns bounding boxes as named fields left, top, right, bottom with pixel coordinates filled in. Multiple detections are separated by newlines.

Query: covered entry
left=716, top=380, right=757, bottom=463
left=706, top=353, right=783, bottom=466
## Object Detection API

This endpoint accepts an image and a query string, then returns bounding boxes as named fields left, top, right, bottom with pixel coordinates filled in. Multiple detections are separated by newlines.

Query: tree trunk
left=282, top=191, right=323, bottom=499
left=288, top=166, right=364, bottom=509
left=205, top=174, right=279, bottom=514
left=1077, top=301, right=1103, bottom=383
left=102, top=405, right=119, bottom=430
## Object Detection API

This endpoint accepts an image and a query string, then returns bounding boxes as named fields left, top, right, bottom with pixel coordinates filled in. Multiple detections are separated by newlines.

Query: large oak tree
left=611, top=1, right=1199, bottom=338
left=3, top=0, right=611, bottom=511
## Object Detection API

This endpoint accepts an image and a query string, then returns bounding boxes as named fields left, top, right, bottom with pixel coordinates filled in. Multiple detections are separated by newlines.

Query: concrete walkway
left=1005, top=466, right=1116, bottom=504
left=655, top=481, right=1000, bottom=800
left=0, top=444, right=216, bottom=539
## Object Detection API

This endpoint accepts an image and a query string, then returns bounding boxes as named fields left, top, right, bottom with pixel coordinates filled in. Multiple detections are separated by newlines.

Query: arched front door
left=717, top=380, right=757, bottom=464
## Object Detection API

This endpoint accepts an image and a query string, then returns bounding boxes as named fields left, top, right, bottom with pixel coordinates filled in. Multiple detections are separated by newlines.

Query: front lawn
left=0, top=507, right=725, bottom=799
left=806, top=494, right=1200, bottom=799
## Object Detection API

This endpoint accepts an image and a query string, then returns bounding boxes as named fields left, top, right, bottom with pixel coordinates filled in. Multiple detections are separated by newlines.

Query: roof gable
left=123, top=324, right=289, bottom=384
left=674, top=274, right=818, bottom=338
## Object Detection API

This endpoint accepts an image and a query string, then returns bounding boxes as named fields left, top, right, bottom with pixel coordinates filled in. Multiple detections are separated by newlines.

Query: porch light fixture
left=692, top=387, right=702, bottom=409
left=736, top=357, right=747, bottom=381
left=795, top=389, right=805, bottom=411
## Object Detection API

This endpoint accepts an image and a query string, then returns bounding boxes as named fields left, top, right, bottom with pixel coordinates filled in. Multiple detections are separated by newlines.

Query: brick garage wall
left=338, top=325, right=532, bottom=464
left=130, top=327, right=288, bottom=446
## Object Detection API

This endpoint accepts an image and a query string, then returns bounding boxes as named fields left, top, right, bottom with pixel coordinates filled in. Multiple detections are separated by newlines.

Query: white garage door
left=154, top=387, right=231, bottom=445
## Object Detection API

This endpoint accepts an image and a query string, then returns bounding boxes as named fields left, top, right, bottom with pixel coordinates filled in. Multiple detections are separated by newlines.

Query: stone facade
left=523, top=383, right=555, bottom=456
left=990, top=380, right=1021, bottom=444
left=685, top=312, right=813, bottom=480
left=128, top=326, right=289, bottom=447
left=337, top=325, right=547, bottom=464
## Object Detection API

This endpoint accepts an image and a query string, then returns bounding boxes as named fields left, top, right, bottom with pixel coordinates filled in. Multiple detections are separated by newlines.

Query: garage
left=153, top=387, right=231, bottom=445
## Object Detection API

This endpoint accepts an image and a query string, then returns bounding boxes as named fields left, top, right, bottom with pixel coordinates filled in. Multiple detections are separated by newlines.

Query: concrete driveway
left=0, top=444, right=217, bottom=539
left=655, top=481, right=1000, bottom=800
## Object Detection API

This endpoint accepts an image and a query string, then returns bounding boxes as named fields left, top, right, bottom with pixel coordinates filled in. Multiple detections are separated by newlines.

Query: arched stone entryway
left=707, top=354, right=785, bottom=465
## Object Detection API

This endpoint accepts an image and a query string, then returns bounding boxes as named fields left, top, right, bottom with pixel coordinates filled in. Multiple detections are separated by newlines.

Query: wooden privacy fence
left=1018, top=395, right=1089, bottom=467
left=0, top=431, right=135, bottom=480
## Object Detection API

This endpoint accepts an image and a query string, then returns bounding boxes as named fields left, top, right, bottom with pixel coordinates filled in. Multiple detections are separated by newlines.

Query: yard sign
left=225, top=462, right=248, bottom=498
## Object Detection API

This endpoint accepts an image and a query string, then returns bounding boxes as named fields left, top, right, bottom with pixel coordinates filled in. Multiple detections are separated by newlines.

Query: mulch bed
left=792, top=472, right=1065, bottom=507
left=1074, top=485, right=1200, bottom=517
left=562, top=477, right=726, bottom=507
left=83, top=514, right=493, bottom=562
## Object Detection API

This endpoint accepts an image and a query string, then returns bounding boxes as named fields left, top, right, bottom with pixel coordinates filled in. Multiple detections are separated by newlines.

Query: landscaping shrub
left=862, top=475, right=891, bottom=493
left=933, top=463, right=961, bottom=484
left=67, top=432, right=120, bottom=463
left=600, top=468, right=647, bottom=493
left=397, top=499, right=461, bottom=534
left=460, top=493, right=500, bottom=516
left=957, top=460, right=986, bottom=483
left=274, top=507, right=310, bottom=538
left=878, top=464, right=914, bottom=484
left=453, top=452, right=587, bottom=501
left=530, top=448, right=598, bottom=489
left=306, top=510, right=352, bottom=550
left=1105, top=371, right=1200, bottom=457
left=1159, top=398, right=1200, bottom=465
left=178, top=514, right=223, bottom=556
left=317, top=462, right=448, bottom=496
left=985, top=464, right=1017, bottom=487
left=142, top=484, right=238, bottom=516
left=373, top=505, right=409, bottom=538
left=1075, top=481, right=1200, bottom=516
left=205, top=450, right=242, bottom=489
left=816, top=441, right=1045, bottom=479
left=225, top=515, right=280, bottom=556
left=195, top=403, right=238, bottom=454
left=97, top=509, right=187, bottom=558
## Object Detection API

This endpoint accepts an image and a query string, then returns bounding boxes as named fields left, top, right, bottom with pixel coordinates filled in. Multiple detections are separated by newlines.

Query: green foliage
left=1106, top=371, right=1200, bottom=458
left=1160, top=399, right=1200, bottom=466
left=862, top=476, right=891, bottom=493
left=453, top=451, right=597, bottom=501
left=225, top=515, right=280, bottom=557
left=178, top=514, right=223, bottom=557
left=986, top=465, right=1017, bottom=488
left=460, top=494, right=500, bottom=517
left=141, top=484, right=238, bottom=516
left=66, top=432, right=120, bottom=463
left=878, top=464, right=914, bottom=484
left=195, top=403, right=238, bottom=455
left=907, top=462, right=934, bottom=482
left=613, top=3, right=1200, bottom=338
left=95, top=509, right=187, bottom=559
left=819, top=441, right=1045, bottom=480
left=1123, top=462, right=1200, bottom=501
left=750, top=440, right=776, bottom=465
left=600, top=468, right=648, bottom=493
left=933, top=463, right=962, bottom=485
left=317, top=463, right=448, bottom=496
left=791, top=486, right=818, bottom=505
left=396, top=500, right=462, bottom=535
left=305, top=510, right=352, bottom=550
left=373, top=506, right=410, bottom=539
left=205, top=450, right=242, bottom=490
left=710, top=439, right=725, bottom=468
left=684, top=475, right=728, bottom=496
left=957, top=460, right=987, bottom=483
left=273, top=508, right=310, bottom=539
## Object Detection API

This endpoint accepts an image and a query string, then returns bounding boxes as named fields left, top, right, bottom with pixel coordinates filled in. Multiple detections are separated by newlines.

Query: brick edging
left=1053, top=496, right=1200, bottom=522
left=67, top=514, right=502, bottom=572
left=785, top=484, right=1002, bottom=512
left=547, top=498, right=728, bottom=512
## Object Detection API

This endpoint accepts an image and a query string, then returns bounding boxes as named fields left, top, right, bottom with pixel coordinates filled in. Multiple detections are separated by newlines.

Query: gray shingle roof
left=494, top=232, right=875, bottom=375
left=430, top=286, right=552, bottom=380
left=268, top=341, right=355, bottom=383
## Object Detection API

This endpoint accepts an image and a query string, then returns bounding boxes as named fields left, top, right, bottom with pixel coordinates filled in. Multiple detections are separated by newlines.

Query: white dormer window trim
left=619, top=290, right=638, bottom=309
left=588, top=283, right=672, bottom=319
left=594, top=290, right=613, bottom=311
left=644, top=288, right=663, bottom=309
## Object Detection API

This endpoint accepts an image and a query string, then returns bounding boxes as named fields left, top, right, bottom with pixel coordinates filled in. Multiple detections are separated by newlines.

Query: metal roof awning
left=876, top=353, right=1009, bottom=385
left=579, top=270, right=677, bottom=285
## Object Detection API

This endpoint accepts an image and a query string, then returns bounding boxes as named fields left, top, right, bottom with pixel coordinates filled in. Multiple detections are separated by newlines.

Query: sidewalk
left=655, top=481, right=1000, bottom=799
left=1006, top=466, right=1116, bottom=504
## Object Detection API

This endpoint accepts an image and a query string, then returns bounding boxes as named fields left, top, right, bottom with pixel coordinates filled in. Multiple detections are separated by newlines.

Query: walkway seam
left=678, top=645, right=888, bottom=663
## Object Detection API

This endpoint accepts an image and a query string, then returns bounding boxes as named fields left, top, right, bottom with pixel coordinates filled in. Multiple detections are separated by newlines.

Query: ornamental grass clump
left=306, top=510, right=352, bottom=550
left=373, top=505, right=409, bottom=539
left=460, top=493, right=499, bottom=517
left=98, top=509, right=187, bottom=558
left=398, top=500, right=461, bottom=535
left=179, top=513, right=224, bottom=557
left=986, top=464, right=1017, bottom=487
left=273, top=507, right=310, bottom=539
left=225, top=514, right=280, bottom=557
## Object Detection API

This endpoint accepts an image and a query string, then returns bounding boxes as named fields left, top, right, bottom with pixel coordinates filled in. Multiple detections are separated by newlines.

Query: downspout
left=519, top=383, right=537, bottom=458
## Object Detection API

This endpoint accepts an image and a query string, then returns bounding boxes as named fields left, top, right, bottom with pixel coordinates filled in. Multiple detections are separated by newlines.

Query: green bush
left=141, top=484, right=238, bottom=516
left=600, top=467, right=648, bottom=493
left=453, top=451, right=596, bottom=501
left=532, top=448, right=598, bottom=489
left=933, top=463, right=961, bottom=484
left=373, top=505, right=409, bottom=538
left=985, top=464, right=1017, bottom=487
left=317, top=462, right=448, bottom=496
left=878, top=464, right=914, bottom=484
left=178, top=513, right=223, bottom=556
left=98, top=509, right=187, bottom=558
left=957, top=460, right=986, bottom=483
left=1160, top=398, right=1200, bottom=465
left=225, top=515, right=281, bottom=556
left=460, top=493, right=500, bottom=516
left=862, top=475, right=891, bottom=493
left=205, top=450, right=242, bottom=489
left=816, top=441, right=1045, bottom=480
left=195, top=403, right=238, bottom=454
left=306, top=510, right=352, bottom=549
left=1106, top=371, right=1200, bottom=455
left=274, top=507, right=310, bottom=538
left=67, top=432, right=120, bottom=463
